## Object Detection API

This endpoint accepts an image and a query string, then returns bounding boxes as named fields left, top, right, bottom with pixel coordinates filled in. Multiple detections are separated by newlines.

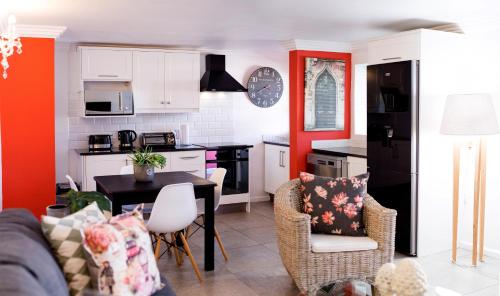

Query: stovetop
left=193, top=142, right=254, bottom=150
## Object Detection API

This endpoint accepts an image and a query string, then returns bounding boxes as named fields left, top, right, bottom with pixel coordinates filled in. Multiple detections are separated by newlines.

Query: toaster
left=141, top=132, right=176, bottom=148
left=88, top=134, right=112, bottom=151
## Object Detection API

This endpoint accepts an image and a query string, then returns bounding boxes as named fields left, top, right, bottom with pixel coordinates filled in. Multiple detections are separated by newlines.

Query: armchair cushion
left=299, top=172, right=370, bottom=236
left=310, top=234, right=378, bottom=253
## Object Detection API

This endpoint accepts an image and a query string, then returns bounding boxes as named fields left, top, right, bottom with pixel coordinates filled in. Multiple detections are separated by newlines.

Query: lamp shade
left=440, top=94, right=500, bottom=135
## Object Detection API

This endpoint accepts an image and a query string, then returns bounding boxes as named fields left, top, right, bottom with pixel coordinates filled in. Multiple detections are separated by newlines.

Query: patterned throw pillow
left=41, top=202, right=106, bottom=295
left=299, top=172, right=370, bottom=236
left=81, top=208, right=162, bottom=296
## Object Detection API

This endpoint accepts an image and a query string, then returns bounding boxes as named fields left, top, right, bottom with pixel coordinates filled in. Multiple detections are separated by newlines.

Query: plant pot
left=134, top=165, right=155, bottom=182
left=46, top=204, right=70, bottom=218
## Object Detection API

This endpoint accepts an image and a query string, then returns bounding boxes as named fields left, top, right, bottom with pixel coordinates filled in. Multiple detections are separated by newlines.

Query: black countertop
left=194, top=142, right=254, bottom=150
left=76, top=145, right=206, bottom=156
left=312, top=147, right=367, bottom=158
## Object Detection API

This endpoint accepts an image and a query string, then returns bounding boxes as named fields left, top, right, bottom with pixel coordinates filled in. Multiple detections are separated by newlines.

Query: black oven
left=206, top=148, right=249, bottom=195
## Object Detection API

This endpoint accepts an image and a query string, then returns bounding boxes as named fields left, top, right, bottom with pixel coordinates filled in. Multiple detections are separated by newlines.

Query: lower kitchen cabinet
left=264, top=144, right=290, bottom=195
left=347, top=156, right=367, bottom=178
left=79, top=150, right=205, bottom=191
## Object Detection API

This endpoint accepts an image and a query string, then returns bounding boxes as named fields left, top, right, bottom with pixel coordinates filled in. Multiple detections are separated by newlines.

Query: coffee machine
left=118, top=130, right=137, bottom=150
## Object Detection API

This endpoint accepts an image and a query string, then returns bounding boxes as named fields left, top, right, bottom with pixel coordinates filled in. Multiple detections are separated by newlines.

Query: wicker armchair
left=274, top=179, right=397, bottom=295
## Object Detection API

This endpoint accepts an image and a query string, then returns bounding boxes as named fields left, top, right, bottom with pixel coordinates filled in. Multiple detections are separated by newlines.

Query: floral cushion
left=299, top=172, right=370, bottom=236
left=81, top=207, right=162, bottom=296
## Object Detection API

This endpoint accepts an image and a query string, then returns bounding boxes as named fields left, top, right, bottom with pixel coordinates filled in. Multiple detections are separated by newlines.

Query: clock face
left=247, top=67, right=283, bottom=108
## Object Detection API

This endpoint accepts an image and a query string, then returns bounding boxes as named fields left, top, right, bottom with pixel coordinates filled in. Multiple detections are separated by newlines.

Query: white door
left=165, top=53, right=200, bottom=109
left=81, top=48, right=133, bottom=81
left=133, top=51, right=166, bottom=111
left=84, top=154, right=130, bottom=191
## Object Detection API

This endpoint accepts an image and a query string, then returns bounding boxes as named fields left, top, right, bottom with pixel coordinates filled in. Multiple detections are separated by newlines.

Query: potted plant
left=129, top=146, right=166, bottom=182
left=50, top=190, right=112, bottom=218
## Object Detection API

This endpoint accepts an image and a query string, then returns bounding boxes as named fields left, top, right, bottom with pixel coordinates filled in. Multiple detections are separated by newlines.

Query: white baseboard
left=459, top=240, right=500, bottom=259
left=251, top=195, right=271, bottom=202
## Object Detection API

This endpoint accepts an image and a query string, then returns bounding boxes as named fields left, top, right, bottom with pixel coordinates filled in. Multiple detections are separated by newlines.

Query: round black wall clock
left=247, top=67, right=283, bottom=108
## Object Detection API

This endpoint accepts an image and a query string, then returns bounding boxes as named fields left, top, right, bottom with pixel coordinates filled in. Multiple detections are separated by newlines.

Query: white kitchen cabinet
left=82, top=154, right=131, bottom=191
left=367, top=32, right=420, bottom=65
left=347, top=156, right=367, bottom=178
left=133, top=51, right=200, bottom=113
left=165, top=53, right=200, bottom=110
left=81, top=48, right=133, bottom=81
left=79, top=151, right=205, bottom=191
left=168, top=150, right=205, bottom=178
left=264, top=144, right=290, bottom=195
left=132, top=51, right=165, bottom=110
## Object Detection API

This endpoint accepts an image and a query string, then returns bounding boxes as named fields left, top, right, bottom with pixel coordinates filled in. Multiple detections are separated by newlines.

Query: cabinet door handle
left=180, top=156, right=199, bottom=160
left=167, top=95, right=172, bottom=105
left=382, top=57, right=402, bottom=61
left=279, top=151, right=285, bottom=167
left=125, top=159, right=129, bottom=166
left=185, top=170, right=198, bottom=173
left=118, top=92, right=123, bottom=111
left=97, top=74, right=119, bottom=77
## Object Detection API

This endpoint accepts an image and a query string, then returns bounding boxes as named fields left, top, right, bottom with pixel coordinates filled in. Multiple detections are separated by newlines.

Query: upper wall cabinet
left=133, top=50, right=200, bottom=113
left=353, top=31, right=420, bottom=65
left=81, top=48, right=133, bottom=81
left=132, top=50, right=166, bottom=110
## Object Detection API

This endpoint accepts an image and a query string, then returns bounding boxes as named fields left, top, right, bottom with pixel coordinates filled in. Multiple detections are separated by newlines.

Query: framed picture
left=304, top=57, right=346, bottom=131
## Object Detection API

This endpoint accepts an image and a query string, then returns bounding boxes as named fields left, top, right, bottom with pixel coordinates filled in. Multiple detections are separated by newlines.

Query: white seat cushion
left=310, top=234, right=378, bottom=253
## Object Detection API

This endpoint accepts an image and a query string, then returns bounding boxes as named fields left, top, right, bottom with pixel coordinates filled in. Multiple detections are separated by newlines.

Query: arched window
left=314, top=70, right=337, bottom=129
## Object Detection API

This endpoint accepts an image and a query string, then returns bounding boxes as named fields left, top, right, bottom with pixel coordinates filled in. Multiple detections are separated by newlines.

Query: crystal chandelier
left=0, top=15, right=22, bottom=79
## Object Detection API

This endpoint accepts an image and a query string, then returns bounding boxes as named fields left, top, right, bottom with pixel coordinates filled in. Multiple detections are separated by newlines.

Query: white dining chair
left=147, top=183, right=203, bottom=282
left=65, top=175, right=79, bottom=191
left=120, top=165, right=154, bottom=214
left=191, top=168, right=229, bottom=261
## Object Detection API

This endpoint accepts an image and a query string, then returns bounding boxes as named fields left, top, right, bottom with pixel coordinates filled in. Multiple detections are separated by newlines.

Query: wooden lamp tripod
left=441, top=94, right=500, bottom=266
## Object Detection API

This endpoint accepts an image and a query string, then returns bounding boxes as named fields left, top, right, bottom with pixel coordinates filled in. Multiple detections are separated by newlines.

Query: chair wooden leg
left=161, top=234, right=172, bottom=256
left=171, top=233, right=182, bottom=266
left=214, top=227, right=229, bottom=261
left=154, top=233, right=162, bottom=261
left=179, top=232, right=203, bottom=283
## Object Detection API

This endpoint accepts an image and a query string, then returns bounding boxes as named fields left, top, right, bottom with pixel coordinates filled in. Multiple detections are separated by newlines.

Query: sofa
left=274, top=179, right=397, bottom=295
left=0, top=208, right=176, bottom=296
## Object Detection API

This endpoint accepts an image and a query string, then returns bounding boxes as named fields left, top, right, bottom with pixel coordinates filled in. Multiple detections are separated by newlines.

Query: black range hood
left=200, top=54, right=247, bottom=92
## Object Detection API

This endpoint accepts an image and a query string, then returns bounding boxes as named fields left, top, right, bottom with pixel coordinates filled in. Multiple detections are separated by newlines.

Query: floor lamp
left=440, top=94, right=500, bottom=266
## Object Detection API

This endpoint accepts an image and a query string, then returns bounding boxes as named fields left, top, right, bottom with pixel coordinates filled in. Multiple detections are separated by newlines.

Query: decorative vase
left=134, top=165, right=155, bottom=182
left=46, top=204, right=70, bottom=218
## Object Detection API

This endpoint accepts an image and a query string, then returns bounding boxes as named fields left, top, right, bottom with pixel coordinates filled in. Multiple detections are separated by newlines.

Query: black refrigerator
left=367, top=60, right=418, bottom=256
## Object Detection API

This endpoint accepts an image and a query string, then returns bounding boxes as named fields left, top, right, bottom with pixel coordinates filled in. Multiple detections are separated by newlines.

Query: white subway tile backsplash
left=68, top=95, right=234, bottom=148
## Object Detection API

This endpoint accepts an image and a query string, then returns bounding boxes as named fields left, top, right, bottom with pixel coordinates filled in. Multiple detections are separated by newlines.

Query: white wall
left=455, top=32, right=500, bottom=258
left=56, top=43, right=289, bottom=200
left=55, top=42, right=70, bottom=183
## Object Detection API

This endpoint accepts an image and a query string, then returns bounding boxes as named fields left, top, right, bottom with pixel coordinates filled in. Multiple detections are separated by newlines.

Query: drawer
left=169, top=150, right=205, bottom=171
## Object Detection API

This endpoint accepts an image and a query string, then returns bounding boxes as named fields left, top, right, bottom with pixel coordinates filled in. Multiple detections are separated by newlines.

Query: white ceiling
left=2, top=0, right=500, bottom=47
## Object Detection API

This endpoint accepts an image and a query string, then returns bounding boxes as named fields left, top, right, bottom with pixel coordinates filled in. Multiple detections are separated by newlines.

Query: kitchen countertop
left=76, top=145, right=206, bottom=156
left=312, top=146, right=367, bottom=158
left=263, top=140, right=290, bottom=147
left=194, top=142, right=254, bottom=150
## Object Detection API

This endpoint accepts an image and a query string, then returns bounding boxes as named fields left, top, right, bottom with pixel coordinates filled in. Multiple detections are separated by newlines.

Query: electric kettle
left=118, top=130, right=137, bottom=150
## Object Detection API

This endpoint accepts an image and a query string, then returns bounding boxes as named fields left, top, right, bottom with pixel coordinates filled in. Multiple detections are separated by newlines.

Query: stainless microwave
left=84, top=89, right=134, bottom=116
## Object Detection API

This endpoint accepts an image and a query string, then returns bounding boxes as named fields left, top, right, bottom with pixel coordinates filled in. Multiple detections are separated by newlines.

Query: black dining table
left=94, top=171, right=217, bottom=271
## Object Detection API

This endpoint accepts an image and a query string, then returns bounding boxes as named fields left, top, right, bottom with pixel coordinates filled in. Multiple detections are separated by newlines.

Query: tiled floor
left=157, top=201, right=500, bottom=296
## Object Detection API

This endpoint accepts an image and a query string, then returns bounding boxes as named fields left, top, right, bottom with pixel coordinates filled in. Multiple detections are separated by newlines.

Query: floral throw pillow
left=299, top=172, right=369, bottom=236
left=81, top=207, right=162, bottom=296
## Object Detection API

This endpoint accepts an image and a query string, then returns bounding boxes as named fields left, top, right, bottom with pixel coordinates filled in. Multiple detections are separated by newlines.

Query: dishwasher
left=306, top=153, right=348, bottom=178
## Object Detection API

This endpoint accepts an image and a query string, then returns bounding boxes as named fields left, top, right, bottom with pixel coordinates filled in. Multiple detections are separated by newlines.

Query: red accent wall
left=0, top=38, right=55, bottom=218
left=289, top=50, right=351, bottom=178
